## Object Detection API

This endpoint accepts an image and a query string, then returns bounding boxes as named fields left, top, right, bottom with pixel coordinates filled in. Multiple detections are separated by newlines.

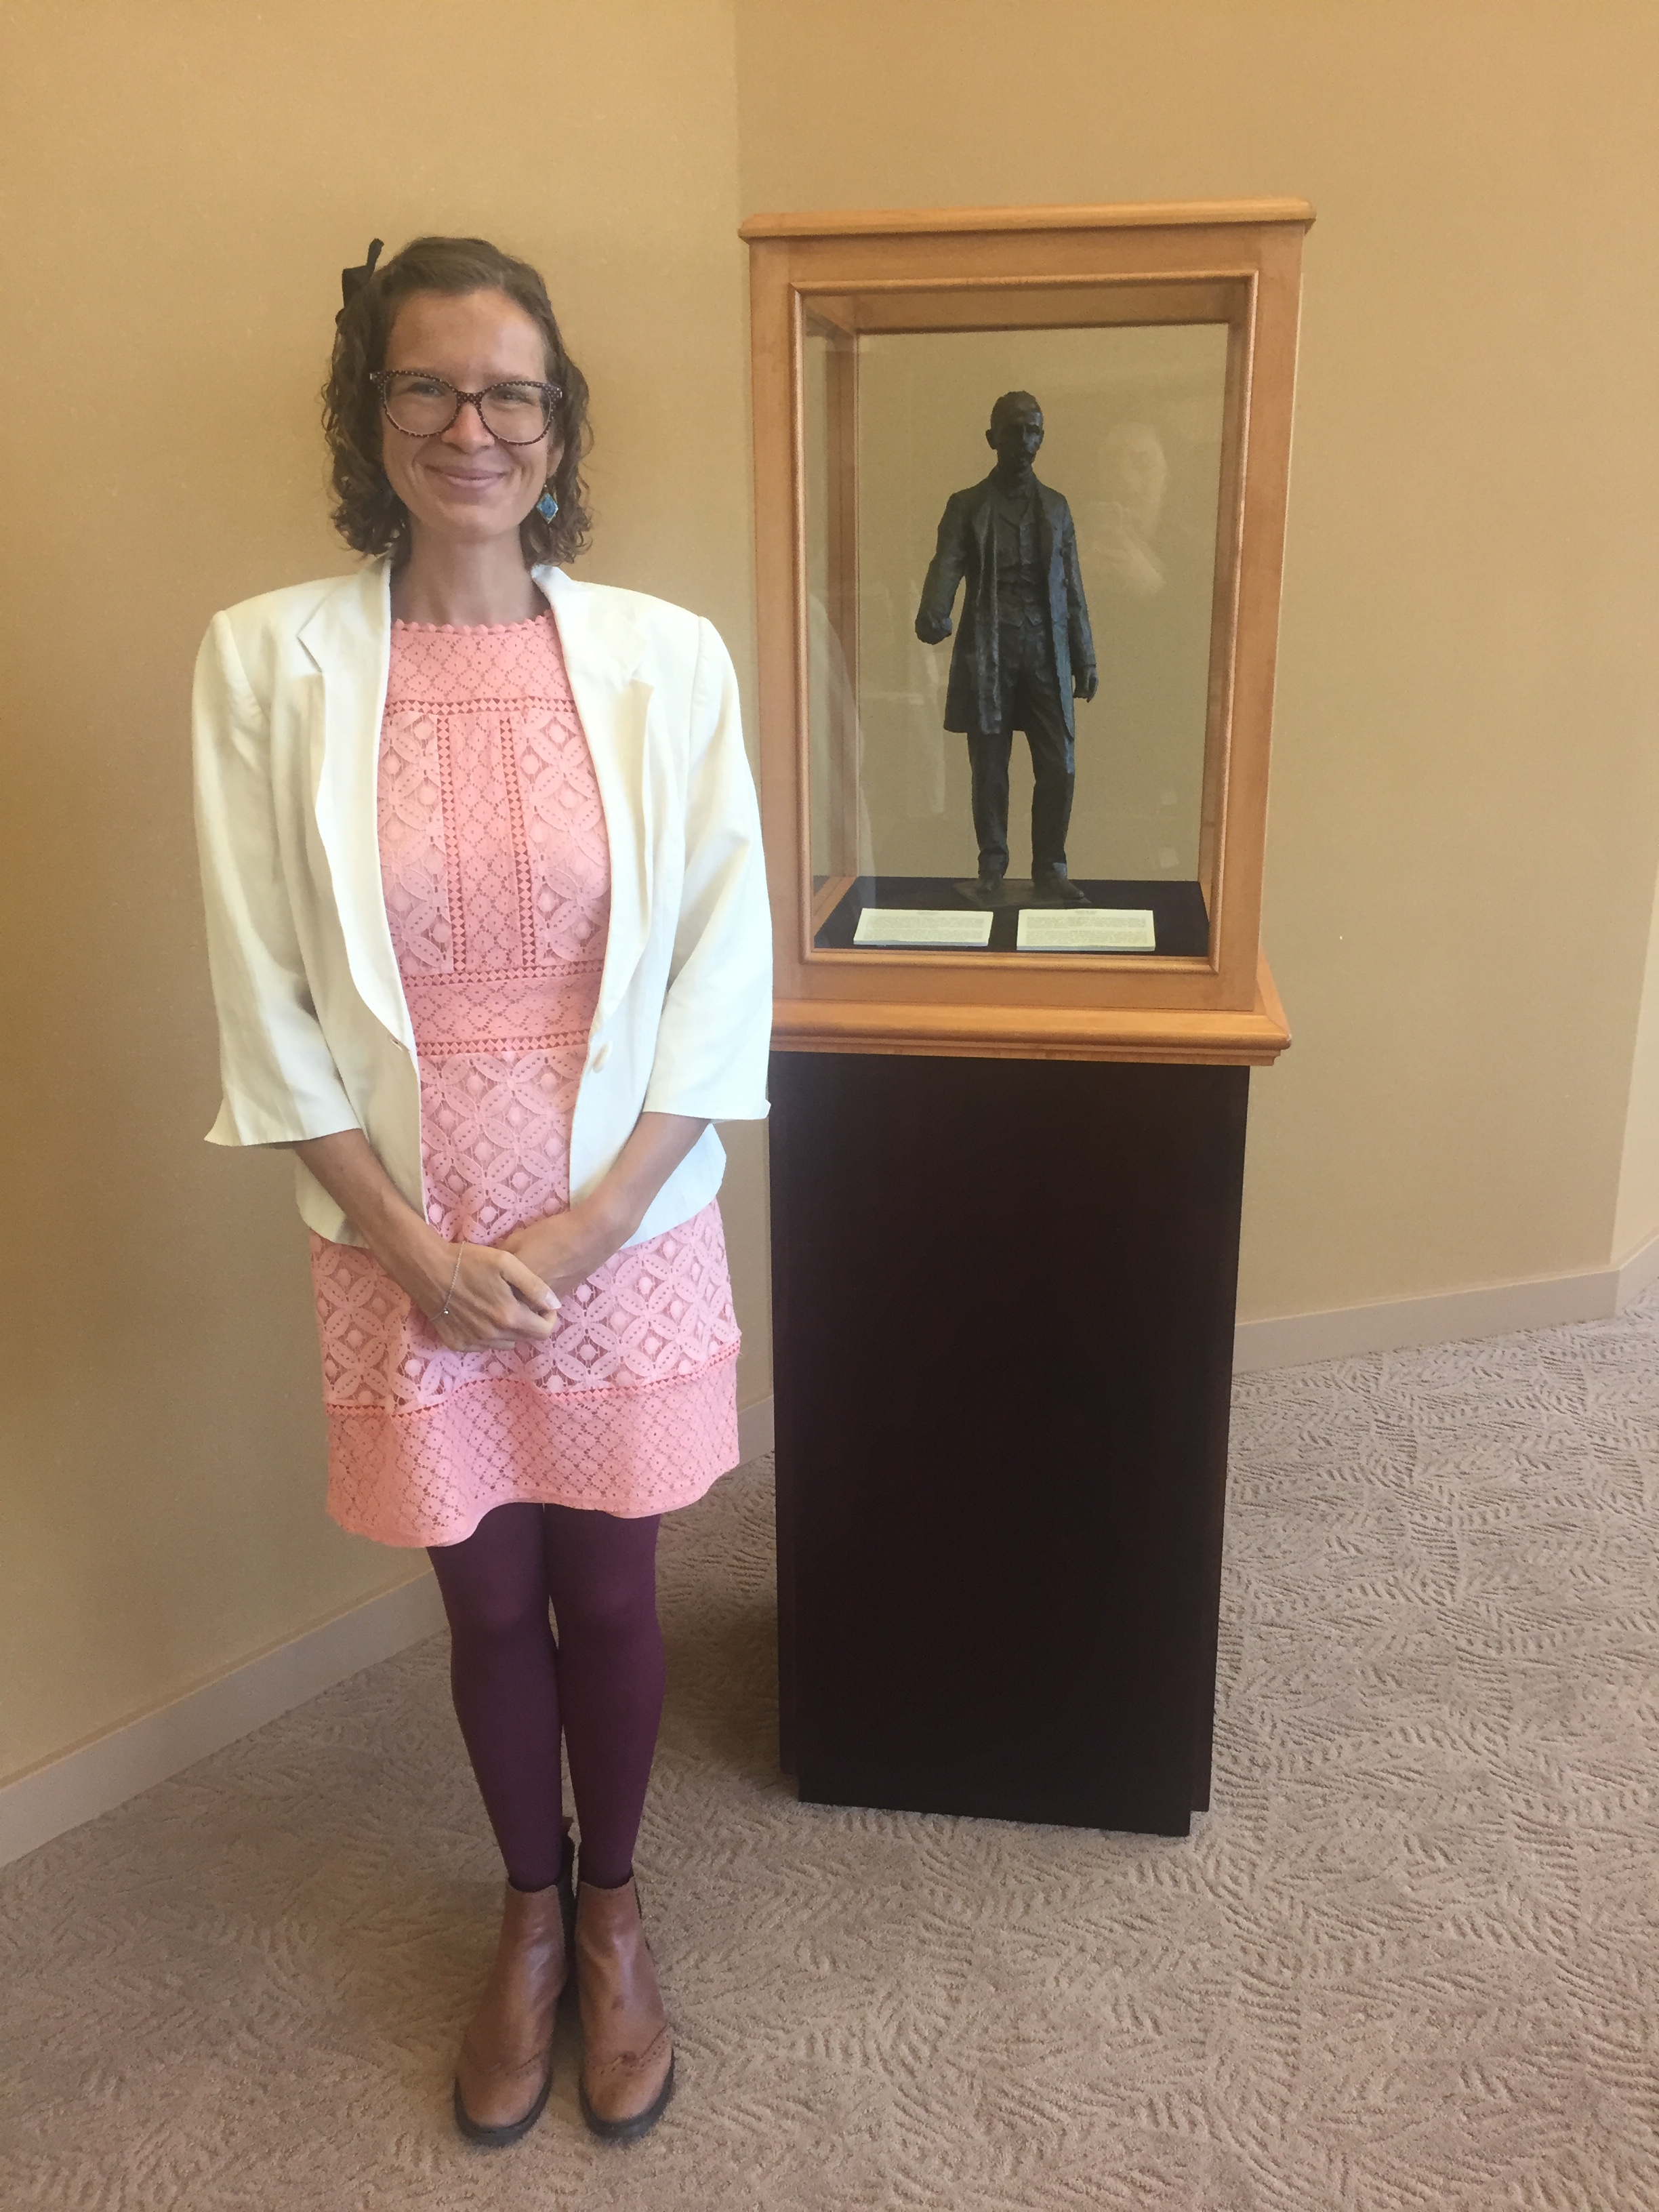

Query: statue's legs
left=965, top=729, right=1012, bottom=882
left=1015, top=669, right=1076, bottom=882
left=986, top=655, right=1079, bottom=889
left=965, top=644, right=1076, bottom=893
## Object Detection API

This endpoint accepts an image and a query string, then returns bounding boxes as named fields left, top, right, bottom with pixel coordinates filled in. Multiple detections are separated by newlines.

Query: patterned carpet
left=3, top=1296, right=1658, bottom=2210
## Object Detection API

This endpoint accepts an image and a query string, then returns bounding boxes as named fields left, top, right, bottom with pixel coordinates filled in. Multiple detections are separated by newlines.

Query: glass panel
left=802, top=312, right=1230, bottom=957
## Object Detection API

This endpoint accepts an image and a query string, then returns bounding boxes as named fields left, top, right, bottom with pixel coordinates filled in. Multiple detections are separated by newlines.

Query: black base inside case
left=813, top=876, right=1210, bottom=956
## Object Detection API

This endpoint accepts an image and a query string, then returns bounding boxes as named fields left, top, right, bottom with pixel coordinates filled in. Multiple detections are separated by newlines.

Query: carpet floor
left=3, top=1297, right=1658, bottom=2210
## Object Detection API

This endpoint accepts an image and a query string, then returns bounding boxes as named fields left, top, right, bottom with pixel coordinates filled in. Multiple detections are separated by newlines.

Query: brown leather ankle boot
left=453, top=1836, right=575, bottom=2146
left=575, top=1876, right=675, bottom=2141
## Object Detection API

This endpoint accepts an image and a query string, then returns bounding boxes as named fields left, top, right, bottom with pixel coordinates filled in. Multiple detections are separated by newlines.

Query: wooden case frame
left=741, top=201, right=1311, bottom=1064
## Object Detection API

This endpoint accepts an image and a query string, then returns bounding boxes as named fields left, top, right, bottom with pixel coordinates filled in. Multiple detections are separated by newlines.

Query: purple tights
left=428, top=1502, right=663, bottom=1893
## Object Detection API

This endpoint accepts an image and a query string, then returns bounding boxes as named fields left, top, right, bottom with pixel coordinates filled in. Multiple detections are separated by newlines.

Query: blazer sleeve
left=192, top=612, right=360, bottom=1146
left=640, top=619, right=773, bottom=1123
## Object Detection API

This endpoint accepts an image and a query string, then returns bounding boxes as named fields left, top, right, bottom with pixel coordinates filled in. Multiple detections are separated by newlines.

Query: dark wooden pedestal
left=768, top=1051, right=1249, bottom=1836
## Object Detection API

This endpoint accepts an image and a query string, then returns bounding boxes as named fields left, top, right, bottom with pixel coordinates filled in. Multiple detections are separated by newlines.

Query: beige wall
left=0, top=0, right=759, bottom=1784
left=7, top=0, right=1659, bottom=1790
left=737, top=0, right=1659, bottom=1319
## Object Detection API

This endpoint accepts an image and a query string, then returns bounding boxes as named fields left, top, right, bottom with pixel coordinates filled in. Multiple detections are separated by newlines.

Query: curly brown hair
left=323, top=234, right=591, bottom=567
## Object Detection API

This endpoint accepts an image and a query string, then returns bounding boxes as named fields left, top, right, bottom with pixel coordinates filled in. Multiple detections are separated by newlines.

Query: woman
left=192, top=235, right=771, bottom=2149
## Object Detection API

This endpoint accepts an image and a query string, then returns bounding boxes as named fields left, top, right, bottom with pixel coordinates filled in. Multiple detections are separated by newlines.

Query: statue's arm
left=915, top=498, right=967, bottom=644
left=1062, top=506, right=1099, bottom=701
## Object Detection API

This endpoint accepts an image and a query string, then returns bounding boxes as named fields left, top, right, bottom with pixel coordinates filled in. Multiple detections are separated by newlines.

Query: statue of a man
left=914, top=391, right=1097, bottom=905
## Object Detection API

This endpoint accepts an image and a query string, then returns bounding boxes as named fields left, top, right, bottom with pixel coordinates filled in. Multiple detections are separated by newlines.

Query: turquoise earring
left=536, top=485, right=559, bottom=522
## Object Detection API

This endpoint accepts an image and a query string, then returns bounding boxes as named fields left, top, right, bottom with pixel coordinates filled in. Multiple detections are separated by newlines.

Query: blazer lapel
left=537, top=567, right=654, bottom=1027
left=293, top=562, right=653, bottom=1058
left=297, top=562, right=413, bottom=1050
left=968, top=476, right=995, bottom=560
left=968, top=478, right=1000, bottom=716
left=1036, top=480, right=1058, bottom=575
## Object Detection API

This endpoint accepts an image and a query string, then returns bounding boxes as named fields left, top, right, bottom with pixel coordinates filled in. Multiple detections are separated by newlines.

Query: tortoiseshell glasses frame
left=370, top=370, right=564, bottom=445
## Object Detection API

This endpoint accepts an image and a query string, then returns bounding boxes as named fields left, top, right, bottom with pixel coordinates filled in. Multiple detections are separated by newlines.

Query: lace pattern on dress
left=308, top=613, right=739, bottom=1544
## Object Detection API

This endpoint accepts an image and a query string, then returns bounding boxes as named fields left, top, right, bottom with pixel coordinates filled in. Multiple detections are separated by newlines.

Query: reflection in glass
left=802, top=313, right=1229, bottom=956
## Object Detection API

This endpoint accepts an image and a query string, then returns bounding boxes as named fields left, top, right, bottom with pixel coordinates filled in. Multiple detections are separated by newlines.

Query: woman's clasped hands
left=426, top=1240, right=560, bottom=1353
left=424, top=1197, right=631, bottom=1353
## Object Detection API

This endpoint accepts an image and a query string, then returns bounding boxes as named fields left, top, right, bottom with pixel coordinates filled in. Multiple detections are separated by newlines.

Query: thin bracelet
left=440, top=1243, right=466, bottom=1318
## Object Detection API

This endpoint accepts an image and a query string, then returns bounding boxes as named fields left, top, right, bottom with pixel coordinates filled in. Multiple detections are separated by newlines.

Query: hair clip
left=337, top=239, right=384, bottom=325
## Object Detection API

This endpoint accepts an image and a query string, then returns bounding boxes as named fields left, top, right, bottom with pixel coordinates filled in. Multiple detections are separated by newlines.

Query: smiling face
left=377, top=288, right=559, bottom=553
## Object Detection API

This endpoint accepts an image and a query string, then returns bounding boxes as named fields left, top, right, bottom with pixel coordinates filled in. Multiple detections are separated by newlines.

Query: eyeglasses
left=371, top=370, right=562, bottom=445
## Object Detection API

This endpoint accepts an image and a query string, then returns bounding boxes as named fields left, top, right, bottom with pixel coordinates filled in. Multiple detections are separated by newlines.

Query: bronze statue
left=915, top=392, right=1097, bottom=905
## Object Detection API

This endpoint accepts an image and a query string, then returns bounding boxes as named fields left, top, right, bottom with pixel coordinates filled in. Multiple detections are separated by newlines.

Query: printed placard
left=1016, top=907, right=1157, bottom=952
left=853, top=907, right=996, bottom=948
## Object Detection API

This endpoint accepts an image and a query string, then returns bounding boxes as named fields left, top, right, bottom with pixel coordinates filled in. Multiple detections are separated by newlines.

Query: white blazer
left=192, top=560, right=772, bottom=1248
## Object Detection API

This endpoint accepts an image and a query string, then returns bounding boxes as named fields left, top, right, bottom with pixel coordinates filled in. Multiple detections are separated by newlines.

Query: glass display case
left=742, top=201, right=1311, bottom=1061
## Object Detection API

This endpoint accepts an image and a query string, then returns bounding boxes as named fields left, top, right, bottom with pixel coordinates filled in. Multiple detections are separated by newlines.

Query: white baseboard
left=0, top=1399, right=781, bottom=1872
left=10, top=1248, right=1652, bottom=1864
left=0, top=1572, right=447, bottom=1871
left=737, top=1392, right=775, bottom=1462
left=1614, top=1223, right=1659, bottom=1306
left=1234, top=1223, right=1659, bottom=1373
left=5, top=1225, right=1650, bottom=1864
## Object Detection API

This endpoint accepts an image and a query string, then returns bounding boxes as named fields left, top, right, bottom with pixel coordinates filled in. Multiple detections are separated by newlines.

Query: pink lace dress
left=308, top=613, right=741, bottom=1548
